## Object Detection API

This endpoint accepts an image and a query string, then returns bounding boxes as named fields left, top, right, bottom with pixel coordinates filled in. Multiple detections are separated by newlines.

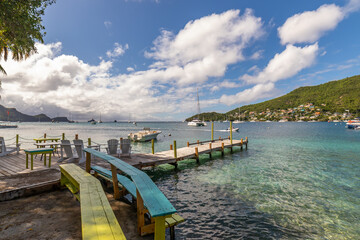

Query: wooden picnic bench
left=84, top=148, right=184, bottom=240
left=59, top=163, right=126, bottom=240
left=24, top=148, right=54, bottom=170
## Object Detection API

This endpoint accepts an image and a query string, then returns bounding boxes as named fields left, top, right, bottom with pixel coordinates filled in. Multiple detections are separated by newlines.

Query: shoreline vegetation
left=187, top=74, right=360, bottom=122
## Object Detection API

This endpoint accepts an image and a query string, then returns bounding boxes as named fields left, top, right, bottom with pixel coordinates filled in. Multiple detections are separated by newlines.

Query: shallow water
left=1, top=122, right=359, bottom=239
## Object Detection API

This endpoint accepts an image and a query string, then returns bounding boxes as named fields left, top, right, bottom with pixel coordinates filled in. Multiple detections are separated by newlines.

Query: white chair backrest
left=73, top=139, right=84, bottom=163
left=61, top=140, right=74, bottom=158
left=120, top=138, right=131, bottom=155
left=107, top=139, right=119, bottom=154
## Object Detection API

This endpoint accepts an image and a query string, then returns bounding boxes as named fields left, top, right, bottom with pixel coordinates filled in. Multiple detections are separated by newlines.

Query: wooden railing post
left=230, top=121, right=233, bottom=144
left=62, top=133, right=65, bottom=140
left=170, top=144, right=173, bottom=150
left=16, top=134, right=19, bottom=153
left=187, top=141, right=189, bottom=147
left=151, top=139, right=154, bottom=154
left=221, top=142, right=225, bottom=156
left=241, top=138, right=243, bottom=150
left=88, top=138, right=91, bottom=148
left=246, top=136, right=248, bottom=149
left=197, top=140, right=200, bottom=145
left=195, top=147, right=199, bottom=163
left=85, top=152, right=91, bottom=173
left=44, top=133, right=46, bottom=139
left=211, top=122, right=214, bottom=141
left=75, top=134, right=78, bottom=140
left=209, top=143, right=212, bottom=158
left=173, top=140, right=177, bottom=159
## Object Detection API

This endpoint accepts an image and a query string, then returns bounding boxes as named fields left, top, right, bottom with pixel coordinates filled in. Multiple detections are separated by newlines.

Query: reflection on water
left=2, top=122, right=360, bottom=239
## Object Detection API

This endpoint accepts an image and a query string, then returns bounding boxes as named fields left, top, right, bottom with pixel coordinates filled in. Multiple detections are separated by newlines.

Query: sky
left=1, top=0, right=360, bottom=121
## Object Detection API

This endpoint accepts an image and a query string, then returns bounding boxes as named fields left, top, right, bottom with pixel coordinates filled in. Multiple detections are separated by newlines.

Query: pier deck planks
left=0, top=151, right=61, bottom=177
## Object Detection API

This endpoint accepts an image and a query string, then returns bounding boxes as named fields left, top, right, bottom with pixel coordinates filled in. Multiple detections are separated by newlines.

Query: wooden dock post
left=197, top=140, right=200, bottom=145
left=211, top=122, right=214, bottom=141
left=75, top=134, right=78, bottom=140
left=221, top=142, right=225, bottom=156
left=219, top=136, right=222, bottom=141
left=173, top=141, right=177, bottom=159
left=85, top=152, right=91, bottom=173
left=44, top=133, right=46, bottom=139
left=241, top=138, right=243, bottom=150
left=246, top=137, right=248, bottom=149
left=151, top=139, right=154, bottom=154
left=16, top=134, right=19, bottom=154
left=230, top=121, right=233, bottom=143
left=170, top=144, right=173, bottom=150
left=120, top=137, right=123, bottom=151
left=195, top=147, right=199, bottom=163
left=62, top=133, right=65, bottom=140
left=88, top=138, right=91, bottom=148
left=187, top=141, right=189, bottom=147
left=209, top=143, right=212, bottom=158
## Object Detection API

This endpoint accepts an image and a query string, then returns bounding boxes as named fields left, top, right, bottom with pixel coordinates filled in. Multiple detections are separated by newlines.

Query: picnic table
left=25, top=148, right=54, bottom=170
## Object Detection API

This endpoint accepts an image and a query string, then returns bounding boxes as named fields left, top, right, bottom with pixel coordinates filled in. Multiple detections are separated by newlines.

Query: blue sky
left=1, top=0, right=360, bottom=121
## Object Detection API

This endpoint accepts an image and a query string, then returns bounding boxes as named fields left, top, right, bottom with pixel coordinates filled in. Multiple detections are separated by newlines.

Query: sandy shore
left=0, top=189, right=152, bottom=240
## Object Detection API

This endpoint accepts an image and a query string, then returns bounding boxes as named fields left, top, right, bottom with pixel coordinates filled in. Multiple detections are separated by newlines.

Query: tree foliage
left=0, top=0, right=55, bottom=75
left=187, top=75, right=360, bottom=121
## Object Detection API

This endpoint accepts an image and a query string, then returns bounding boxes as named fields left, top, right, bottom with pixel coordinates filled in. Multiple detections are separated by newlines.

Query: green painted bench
left=24, top=148, right=54, bottom=170
left=91, top=165, right=184, bottom=239
left=60, top=164, right=126, bottom=240
left=84, top=148, right=184, bottom=240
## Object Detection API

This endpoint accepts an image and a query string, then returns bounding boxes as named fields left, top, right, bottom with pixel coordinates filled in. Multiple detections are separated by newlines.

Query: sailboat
left=233, top=107, right=244, bottom=123
left=188, top=90, right=206, bottom=127
left=98, top=113, right=103, bottom=123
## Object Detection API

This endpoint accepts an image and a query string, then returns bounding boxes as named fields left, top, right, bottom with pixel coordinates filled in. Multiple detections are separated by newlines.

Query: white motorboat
left=188, top=119, right=205, bottom=127
left=128, top=128, right=162, bottom=142
left=346, top=120, right=360, bottom=129
left=226, top=127, right=239, bottom=132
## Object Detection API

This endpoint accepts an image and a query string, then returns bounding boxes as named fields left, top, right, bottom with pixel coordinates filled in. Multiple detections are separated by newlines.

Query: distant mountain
left=186, top=74, right=360, bottom=121
left=0, top=105, right=69, bottom=122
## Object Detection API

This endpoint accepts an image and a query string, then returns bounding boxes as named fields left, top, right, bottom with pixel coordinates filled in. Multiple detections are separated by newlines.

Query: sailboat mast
left=197, top=89, right=201, bottom=119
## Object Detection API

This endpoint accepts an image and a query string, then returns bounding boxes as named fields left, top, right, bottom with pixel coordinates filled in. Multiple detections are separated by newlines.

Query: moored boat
left=188, top=119, right=205, bottom=127
left=128, top=128, right=162, bottom=142
left=346, top=120, right=360, bottom=129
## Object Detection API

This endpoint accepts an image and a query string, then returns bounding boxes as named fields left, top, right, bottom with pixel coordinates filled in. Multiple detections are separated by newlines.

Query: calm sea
left=1, top=122, right=359, bottom=239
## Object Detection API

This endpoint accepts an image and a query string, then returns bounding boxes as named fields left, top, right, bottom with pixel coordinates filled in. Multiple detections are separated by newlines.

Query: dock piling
left=151, top=139, right=154, bottom=154
left=187, top=141, right=189, bottom=147
left=197, top=140, right=200, bottom=145
left=221, top=142, right=224, bottom=156
left=44, top=133, right=46, bottom=139
left=75, top=134, right=78, bottom=140
left=173, top=141, right=177, bottom=159
left=209, top=143, right=212, bottom=158
left=211, top=122, right=214, bottom=141
left=246, top=137, right=248, bottom=149
left=230, top=121, right=233, bottom=145
left=62, top=133, right=65, bottom=140
left=195, top=147, right=199, bottom=163
left=170, top=144, right=173, bottom=150
left=241, top=138, right=243, bottom=150
left=16, top=134, right=19, bottom=154
left=88, top=138, right=91, bottom=148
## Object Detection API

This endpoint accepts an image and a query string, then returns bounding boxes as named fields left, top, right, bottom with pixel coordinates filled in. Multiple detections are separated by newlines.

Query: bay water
left=1, top=122, right=359, bottom=239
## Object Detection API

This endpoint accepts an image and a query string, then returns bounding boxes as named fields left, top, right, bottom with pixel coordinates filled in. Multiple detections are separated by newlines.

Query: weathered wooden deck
left=0, top=151, right=62, bottom=177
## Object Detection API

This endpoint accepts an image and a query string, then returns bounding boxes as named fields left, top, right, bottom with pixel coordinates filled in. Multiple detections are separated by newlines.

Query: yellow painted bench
left=24, top=148, right=54, bottom=170
left=60, top=164, right=126, bottom=240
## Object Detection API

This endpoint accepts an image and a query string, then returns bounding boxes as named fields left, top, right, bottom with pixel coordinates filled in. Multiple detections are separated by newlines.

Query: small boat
left=88, top=118, right=96, bottom=123
left=346, top=120, right=360, bottom=129
left=128, top=128, right=162, bottom=142
left=0, top=123, right=18, bottom=128
left=188, top=119, right=205, bottom=127
left=226, top=127, right=239, bottom=132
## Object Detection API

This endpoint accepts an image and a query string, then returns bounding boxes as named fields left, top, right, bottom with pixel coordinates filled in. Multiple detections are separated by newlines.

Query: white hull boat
left=188, top=119, right=205, bottom=127
left=128, top=128, right=162, bottom=142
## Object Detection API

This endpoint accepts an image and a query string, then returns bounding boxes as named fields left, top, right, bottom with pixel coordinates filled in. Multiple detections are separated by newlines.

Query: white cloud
left=242, top=43, right=319, bottom=84
left=106, top=43, right=129, bottom=58
left=145, top=9, right=264, bottom=86
left=126, top=67, right=135, bottom=72
left=104, top=21, right=112, bottom=29
left=219, top=83, right=276, bottom=106
left=278, top=4, right=344, bottom=45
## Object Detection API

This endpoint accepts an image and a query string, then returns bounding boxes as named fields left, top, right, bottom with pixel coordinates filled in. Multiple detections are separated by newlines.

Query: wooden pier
left=121, top=138, right=248, bottom=169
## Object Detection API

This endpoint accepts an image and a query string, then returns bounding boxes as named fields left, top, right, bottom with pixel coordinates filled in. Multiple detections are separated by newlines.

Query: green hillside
left=187, top=74, right=360, bottom=121
left=0, top=105, right=69, bottom=122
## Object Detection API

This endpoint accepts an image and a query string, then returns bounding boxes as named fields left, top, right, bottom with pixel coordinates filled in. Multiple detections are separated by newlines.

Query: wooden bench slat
left=60, top=164, right=126, bottom=240
left=24, top=148, right=54, bottom=153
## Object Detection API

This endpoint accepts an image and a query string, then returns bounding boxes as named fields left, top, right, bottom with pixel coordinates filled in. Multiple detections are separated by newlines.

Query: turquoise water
left=1, top=122, right=359, bottom=239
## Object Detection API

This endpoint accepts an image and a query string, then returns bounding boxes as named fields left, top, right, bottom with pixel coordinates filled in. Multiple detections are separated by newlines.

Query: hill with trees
left=186, top=74, right=360, bottom=121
